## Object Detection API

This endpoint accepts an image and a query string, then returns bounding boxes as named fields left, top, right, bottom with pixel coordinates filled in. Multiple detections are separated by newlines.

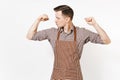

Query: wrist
left=93, top=23, right=98, bottom=27
left=36, top=18, right=41, bottom=23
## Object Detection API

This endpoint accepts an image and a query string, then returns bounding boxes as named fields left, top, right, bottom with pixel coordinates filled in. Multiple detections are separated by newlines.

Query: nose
left=55, top=18, right=57, bottom=22
left=55, top=19, right=57, bottom=24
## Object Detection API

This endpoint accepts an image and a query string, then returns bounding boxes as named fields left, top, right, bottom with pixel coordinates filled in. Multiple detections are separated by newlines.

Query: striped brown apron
left=51, top=27, right=83, bottom=80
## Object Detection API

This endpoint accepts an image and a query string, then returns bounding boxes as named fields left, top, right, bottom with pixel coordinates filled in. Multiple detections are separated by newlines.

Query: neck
left=64, top=21, right=73, bottom=34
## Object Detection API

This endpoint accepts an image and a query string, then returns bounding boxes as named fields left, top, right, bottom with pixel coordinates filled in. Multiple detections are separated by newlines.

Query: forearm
left=26, top=19, right=41, bottom=40
left=93, top=23, right=111, bottom=44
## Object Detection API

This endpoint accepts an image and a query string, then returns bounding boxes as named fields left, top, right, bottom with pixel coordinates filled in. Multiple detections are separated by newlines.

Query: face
left=55, top=11, right=67, bottom=28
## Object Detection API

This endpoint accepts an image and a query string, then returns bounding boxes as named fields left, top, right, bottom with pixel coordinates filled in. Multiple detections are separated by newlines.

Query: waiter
left=26, top=5, right=111, bottom=80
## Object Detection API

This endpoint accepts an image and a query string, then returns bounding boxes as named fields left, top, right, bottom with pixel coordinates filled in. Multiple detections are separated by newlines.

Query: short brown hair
left=54, top=5, right=74, bottom=20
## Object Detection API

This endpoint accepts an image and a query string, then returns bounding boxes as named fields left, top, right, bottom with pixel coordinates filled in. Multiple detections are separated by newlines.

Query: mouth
left=55, top=22, right=58, bottom=25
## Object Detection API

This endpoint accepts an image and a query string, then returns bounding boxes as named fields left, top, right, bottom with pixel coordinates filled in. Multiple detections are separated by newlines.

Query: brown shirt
left=32, top=26, right=104, bottom=58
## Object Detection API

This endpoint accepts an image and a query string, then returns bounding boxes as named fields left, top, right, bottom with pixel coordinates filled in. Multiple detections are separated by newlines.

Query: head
left=54, top=5, right=74, bottom=28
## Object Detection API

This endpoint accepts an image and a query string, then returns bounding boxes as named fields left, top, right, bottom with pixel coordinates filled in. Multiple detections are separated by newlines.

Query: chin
left=56, top=24, right=63, bottom=27
left=56, top=24, right=64, bottom=28
left=57, top=26, right=62, bottom=28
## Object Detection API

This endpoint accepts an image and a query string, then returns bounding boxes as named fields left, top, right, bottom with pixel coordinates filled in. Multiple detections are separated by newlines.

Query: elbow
left=105, top=40, right=111, bottom=44
left=103, top=38, right=111, bottom=44
left=26, top=35, right=32, bottom=40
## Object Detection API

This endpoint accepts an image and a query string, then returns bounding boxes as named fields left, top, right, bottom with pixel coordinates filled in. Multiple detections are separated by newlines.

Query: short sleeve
left=32, top=27, right=55, bottom=41
left=82, top=28, right=104, bottom=44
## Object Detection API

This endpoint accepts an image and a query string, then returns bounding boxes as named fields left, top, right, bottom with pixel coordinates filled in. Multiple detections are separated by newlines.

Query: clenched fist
left=84, top=17, right=97, bottom=26
left=37, top=14, right=49, bottom=22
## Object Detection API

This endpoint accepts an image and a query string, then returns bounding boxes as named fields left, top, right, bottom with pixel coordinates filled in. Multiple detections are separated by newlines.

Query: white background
left=0, top=0, right=120, bottom=80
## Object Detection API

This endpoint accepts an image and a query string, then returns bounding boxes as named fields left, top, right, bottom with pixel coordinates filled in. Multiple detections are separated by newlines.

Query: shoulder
left=75, top=26, right=94, bottom=36
left=76, top=26, right=94, bottom=32
left=75, top=26, right=87, bottom=32
left=50, top=27, right=58, bottom=31
left=43, top=27, right=58, bottom=37
left=41, top=27, right=57, bottom=32
left=48, top=27, right=58, bottom=33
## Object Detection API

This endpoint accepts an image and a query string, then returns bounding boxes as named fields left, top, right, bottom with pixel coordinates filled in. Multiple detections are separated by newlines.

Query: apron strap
left=57, top=30, right=60, bottom=40
left=74, top=26, right=76, bottom=41
left=57, top=26, right=76, bottom=41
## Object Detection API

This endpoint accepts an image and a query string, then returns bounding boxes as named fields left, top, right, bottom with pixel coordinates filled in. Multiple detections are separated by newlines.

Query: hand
left=84, top=17, right=97, bottom=26
left=37, top=14, right=49, bottom=22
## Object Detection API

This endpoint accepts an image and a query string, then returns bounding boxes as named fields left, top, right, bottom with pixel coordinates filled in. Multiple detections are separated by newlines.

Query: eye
left=56, top=17, right=60, bottom=19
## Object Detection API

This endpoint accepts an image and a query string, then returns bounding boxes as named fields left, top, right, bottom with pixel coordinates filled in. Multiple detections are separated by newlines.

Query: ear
left=65, top=17, right=71, bottom=22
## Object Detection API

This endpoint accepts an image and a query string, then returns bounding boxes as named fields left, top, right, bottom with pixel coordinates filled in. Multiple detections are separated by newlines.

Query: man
left=26, top=5, right=111, bottom=80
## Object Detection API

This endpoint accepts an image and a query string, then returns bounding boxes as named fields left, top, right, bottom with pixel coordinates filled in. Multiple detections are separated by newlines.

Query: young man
left=26, top=5, right=111, bottom=80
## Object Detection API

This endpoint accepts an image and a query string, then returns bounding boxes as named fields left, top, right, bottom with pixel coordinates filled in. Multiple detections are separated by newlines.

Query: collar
left=58, top=25, right=74, bottom=34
